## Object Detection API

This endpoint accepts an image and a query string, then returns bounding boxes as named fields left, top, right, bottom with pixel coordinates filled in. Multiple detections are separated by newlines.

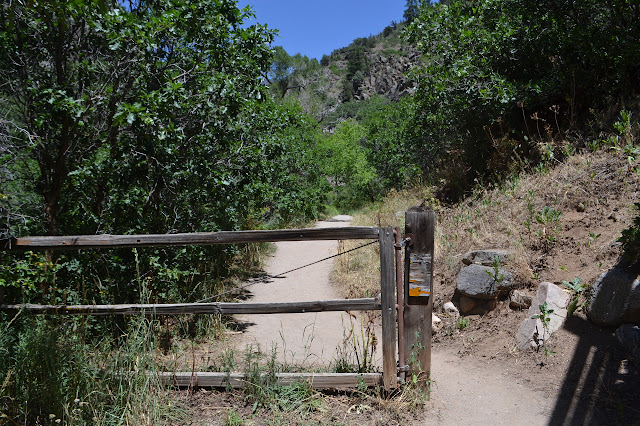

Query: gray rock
left=587, top=267, right=640, bottom=326
left=461, top=249, right=512, bottom=266
left=509, top=290, right=532, bottom=310
left=456, top=264, right=514, bottom=299
left=443, top=301, right=459, bottom=316
left=516, top=282, right=570, bottom=350
left=616, top=324, right=640, bottom=358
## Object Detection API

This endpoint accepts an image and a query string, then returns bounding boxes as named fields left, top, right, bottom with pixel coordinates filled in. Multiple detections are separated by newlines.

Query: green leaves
left=563, top=278, right=586, bottom=317
left=318, top=119, right=377, bottom=209
left=405, top=0, right=640, bottom=200
left=0, top=0, right=330, bottom=306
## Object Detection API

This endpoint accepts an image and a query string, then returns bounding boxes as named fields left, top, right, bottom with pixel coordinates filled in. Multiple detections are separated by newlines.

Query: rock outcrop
left=355, top=52, right=419, bottom=101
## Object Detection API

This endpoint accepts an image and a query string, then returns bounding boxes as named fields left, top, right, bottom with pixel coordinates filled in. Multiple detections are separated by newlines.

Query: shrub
left=620, top=203, right=640, bottom=267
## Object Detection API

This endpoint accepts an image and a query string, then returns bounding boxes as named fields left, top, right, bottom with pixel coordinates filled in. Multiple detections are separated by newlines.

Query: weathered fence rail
left=158, top=372, right=383, bottom=390
left=0, top=298, right=380, bottom=316
left=0, top=211, right=435, bottom=392
left=1, top=227, right=380, bottom=249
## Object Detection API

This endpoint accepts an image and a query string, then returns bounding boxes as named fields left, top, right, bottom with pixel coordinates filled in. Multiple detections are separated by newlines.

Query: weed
left=563, top=277, right=587, bottom=316
left=408, top=335, right=427, bottom=387
left=530, top=206, right=562, bottom=250
left=335, top=312, right=378, bottom=373
left=613, top=110, right=634, bottom=145
left=485, top=255, right=505, bottom=284
left=225, top=409, right=245, bottom=426
left=586, top=232, right=601, bottom=248
left=531, top=302, right=555, bottom=356
left=240, top=345, right=324, bottom=415
left=455, top=316, right=470, bottom=331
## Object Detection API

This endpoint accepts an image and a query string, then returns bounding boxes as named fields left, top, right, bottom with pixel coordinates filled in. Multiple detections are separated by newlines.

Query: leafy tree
left=266, top=46, right=321, bottom=99
left=0, top=0, right=280, bottom=236
left=405, top=0, right=640, bottom=199
left=342, top=46, right=369, bottom=101
left=0, top=0, right=327, bottom=305
left=318, top=120, right=377, bottom=209
left=404, top=0, right=430, bottom=23
left=362, top=97, right=419, bottom=189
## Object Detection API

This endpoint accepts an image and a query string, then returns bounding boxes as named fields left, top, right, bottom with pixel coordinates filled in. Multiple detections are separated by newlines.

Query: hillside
left=272, top=23, right=420, bottom=124
left=331, top=146, right=640, bottom=424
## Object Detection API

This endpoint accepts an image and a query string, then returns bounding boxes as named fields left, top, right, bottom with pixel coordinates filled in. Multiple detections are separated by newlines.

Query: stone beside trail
left=587, top=266, right=640, bottom=326
left=454, top=249, right=517, bottom=315
left=516, top=282, right=571, bottom=350
left=456, top=264, right=514, bottom=299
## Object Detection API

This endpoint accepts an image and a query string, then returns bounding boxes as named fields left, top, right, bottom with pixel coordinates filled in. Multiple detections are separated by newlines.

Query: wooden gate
left=0, top=210, right=434, bottom=391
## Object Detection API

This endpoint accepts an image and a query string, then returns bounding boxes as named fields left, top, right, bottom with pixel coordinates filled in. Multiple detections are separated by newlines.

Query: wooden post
left=379, top=226, right=397, bottom=389
left=403, top=208, right=434, bottom=391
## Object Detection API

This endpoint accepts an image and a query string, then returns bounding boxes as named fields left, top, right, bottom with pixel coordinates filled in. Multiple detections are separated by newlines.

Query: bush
left=405, top=0, right=640, bottom=200
left=620, top=203, right=640, bottom=267
left=0, top=314, right=179, bottom=424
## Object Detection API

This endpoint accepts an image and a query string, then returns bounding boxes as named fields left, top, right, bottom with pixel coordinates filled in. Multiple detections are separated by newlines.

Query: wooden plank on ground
left=157, top=372, right=383, bottom=389
left=1, top=227, right=380, bottom=250
left=0, top=298, right=381, bottom=315
left=379, top=226, right=398, bottom=390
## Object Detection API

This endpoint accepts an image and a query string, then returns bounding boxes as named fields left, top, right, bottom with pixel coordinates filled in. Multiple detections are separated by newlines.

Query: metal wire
left=196, top=240, right=378, bottom=303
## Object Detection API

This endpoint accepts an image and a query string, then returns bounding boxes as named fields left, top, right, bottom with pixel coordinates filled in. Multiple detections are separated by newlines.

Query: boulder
left=459, top=296, right=480, bottom=314
left=516, top=282, right=570, bottom=350
left=458, top=296, right=497, bottom=315
left=461, top=249, right=512, bottom=266
left=456, top=264, right=515, bottom=299
left=616, top=324, right=640, bottom=358
left=587, top=266, right=640, bottom=326
left=509, top=290, right=532, bottom=310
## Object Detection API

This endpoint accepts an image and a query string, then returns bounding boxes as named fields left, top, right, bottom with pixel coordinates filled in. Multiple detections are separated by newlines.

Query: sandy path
left=422, top=350, right=554, bottom=425
left=235, top=216, right=373, bottom=368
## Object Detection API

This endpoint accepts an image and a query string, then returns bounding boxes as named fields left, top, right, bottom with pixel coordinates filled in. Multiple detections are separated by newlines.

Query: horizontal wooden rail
left=158, top=372, right=383, bottom=389
left=1, top=227, right=380, bottom=250
left=0, top=298, right=381, bottom=315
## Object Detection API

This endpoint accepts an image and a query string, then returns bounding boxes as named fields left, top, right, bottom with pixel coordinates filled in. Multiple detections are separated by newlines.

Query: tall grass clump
left=0, top=312, right=182, bottom=425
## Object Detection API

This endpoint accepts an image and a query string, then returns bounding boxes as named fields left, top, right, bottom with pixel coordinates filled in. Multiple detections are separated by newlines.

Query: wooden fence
left=0, top=210, right=434, bottom=391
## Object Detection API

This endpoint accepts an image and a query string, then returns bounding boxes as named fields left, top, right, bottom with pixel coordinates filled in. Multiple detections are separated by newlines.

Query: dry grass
left=333, top=148, right=640, bottom=310
left=332, top=187, right=433, bottom=299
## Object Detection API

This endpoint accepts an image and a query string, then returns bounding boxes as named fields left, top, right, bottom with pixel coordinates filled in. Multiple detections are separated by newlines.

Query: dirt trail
left=235, top=216, right=373, bottom=368
left=423, top=350, right=554, bottom=425
left=234, top=216, right=555, bottom=424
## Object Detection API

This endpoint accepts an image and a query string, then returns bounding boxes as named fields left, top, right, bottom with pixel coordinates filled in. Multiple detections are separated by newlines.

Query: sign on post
left=403, top=207, right=435, bottom=391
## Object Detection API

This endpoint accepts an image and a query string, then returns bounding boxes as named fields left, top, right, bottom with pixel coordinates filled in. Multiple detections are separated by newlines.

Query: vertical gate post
left=379, top=226, right=397, bottom=389
left=403, top=208, right=435, bottom=391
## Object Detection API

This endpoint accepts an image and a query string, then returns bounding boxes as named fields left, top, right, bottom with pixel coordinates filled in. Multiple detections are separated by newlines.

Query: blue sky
left=237, top=1, right=408, bottom=60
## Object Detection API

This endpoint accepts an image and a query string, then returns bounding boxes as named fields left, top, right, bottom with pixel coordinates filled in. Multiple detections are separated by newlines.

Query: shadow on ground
left=549, top=315, right=640, bottom=425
